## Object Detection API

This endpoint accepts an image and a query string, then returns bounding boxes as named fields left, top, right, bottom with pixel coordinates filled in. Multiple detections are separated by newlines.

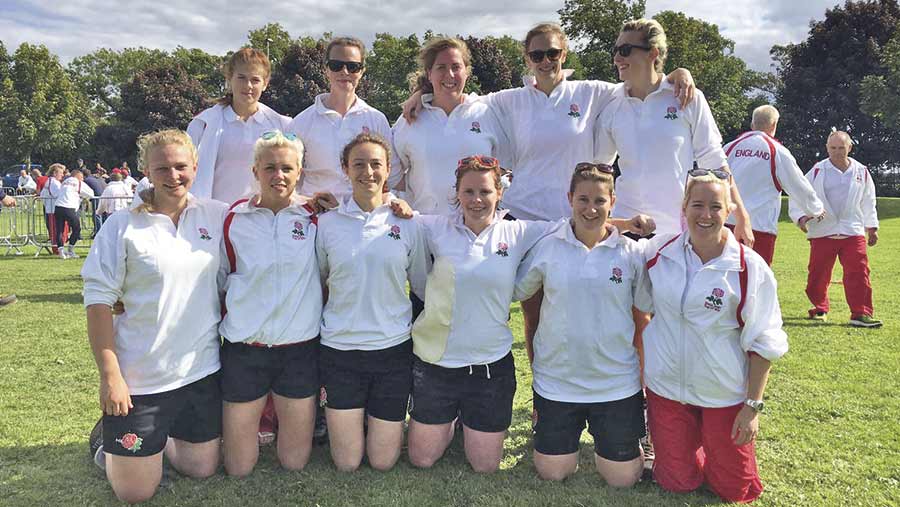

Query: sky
left=1, top=0, right=839, bottom=72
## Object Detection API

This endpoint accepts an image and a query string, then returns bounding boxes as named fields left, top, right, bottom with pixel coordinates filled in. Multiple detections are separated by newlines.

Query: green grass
left=1, top=199, right=899, bottom=506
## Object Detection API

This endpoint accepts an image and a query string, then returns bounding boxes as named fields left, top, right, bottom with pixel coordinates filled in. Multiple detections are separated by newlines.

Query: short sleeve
left=513, top=242, right=545, bottom=302
left=81, top=213, right=128, bottom=307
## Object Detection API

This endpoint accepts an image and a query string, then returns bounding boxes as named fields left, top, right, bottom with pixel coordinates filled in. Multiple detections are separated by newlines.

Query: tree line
left=0, top=0, right=898, bottom=194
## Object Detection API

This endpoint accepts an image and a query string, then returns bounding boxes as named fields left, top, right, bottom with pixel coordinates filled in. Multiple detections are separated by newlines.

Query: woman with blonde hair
left=83, top=129, right=228, bottom=503
left=188, top=47, right=291, bottom=204
left=641, top=169, right=786, bottom=503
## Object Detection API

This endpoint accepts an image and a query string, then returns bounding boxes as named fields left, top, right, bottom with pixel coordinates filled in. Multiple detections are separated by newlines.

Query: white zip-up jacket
left=81, top=195, right=228, bottom=395
left=40, top=178, right=61, bottom=213
left=515, top=224, right=650, bottom=403
left=788, top=157, right=878, bottom=238
left=220, top=196, right=322, bottom=346
left=642, top=230, right=788, bottom=408
left=412, top=211, right=561, bottom=367
left=316, top=196, right=428, bottom=351
left=724, top=131, right=823, bottom=234
left=596, top=82, right=727, bottom=236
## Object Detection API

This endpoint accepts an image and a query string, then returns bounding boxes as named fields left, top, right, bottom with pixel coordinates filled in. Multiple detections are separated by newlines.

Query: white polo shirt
left=316, top=196, right=428, bottom=351
left=55, top=177, right=95, bottom=209
left=40, top=178, right=61, bottom=213
left=220, top=197, right=322, bottom=346
left=412, top=211, right=561, bottom=368
left=97, top=181, right=133, bottom=215
left=515, top=224, right=649, bottom=403
left=724, top=131, right=823, bottom=235
left=788, top=158, right=879, bottom=238
left=596, top=82, right=728, bottom=235
left=483, top=73, right=619, bottom=221
left=392, top=93, right=510, bottom=216
left=81, top=196, right=228, bottom=395
left=288, top=94, right=393, bottom=197
left=642, top=230, right=788, bottom=408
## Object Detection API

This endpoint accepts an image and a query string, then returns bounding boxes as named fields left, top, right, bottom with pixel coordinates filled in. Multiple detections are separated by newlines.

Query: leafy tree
left=485, top=35, right=527, bottom=85
left=773, top=0, right=900, bottom=174
left=262, top=41, right=330, bottom=117
left=67, top=47, right=169, bottom=116
left=860, top=33, right=900, bottom=128
left=247, top=23, right=294, bottom=65
left=463, top=36, right=513, bottom=94
left=115, top=65, right=207, bottom=161
left=1, top=43, right=94, bottom=165
left=170, top=47, right=225, bottom=99
left=366, top=33, right=422, bottom=121
left=558, top=0, right=646, bottom=82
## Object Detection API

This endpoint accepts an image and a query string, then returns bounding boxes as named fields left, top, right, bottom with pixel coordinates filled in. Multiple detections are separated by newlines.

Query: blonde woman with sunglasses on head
left=288, top=37, right=393, bottom=199
left=640, top=169, right=786, bottom=503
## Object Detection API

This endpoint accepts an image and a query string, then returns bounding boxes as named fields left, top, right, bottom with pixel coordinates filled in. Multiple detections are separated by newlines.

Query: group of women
left=83, top=18, right=786, bottom=505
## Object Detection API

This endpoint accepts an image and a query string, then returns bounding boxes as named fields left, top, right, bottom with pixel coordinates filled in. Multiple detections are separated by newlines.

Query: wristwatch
left=744, top=399, right=765, bottom=412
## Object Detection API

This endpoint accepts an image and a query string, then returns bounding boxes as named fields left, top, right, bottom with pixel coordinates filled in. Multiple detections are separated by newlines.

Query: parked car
left=3, top=163, right=44, bottom=191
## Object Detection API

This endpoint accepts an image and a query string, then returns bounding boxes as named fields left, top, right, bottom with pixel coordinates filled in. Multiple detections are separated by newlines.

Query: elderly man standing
left=724, top=105, right=824, bottom=265
left=789, top=131, right=881, bottom=327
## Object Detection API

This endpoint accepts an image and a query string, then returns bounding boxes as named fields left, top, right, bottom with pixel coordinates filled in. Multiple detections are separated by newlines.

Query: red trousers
left=726, top=226, right=776, bottom=265
left=806, top=236, right=873, bottom=318
left=647, top=389, right=763, bottom=503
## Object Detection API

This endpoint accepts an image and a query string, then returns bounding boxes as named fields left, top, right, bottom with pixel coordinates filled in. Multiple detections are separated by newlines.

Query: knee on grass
left=112, top=481, right=159, bottom=504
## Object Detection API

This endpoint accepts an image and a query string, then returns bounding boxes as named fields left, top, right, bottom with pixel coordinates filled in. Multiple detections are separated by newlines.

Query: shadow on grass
left=18, top=292, right=84, bottom=305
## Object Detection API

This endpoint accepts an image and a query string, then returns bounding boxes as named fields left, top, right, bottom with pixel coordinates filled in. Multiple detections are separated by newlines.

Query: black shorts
left=220, top=338, right=319, bottom=403
left=623, top=231, right=655, bottom=241
left=103, top=372, right=222, bottom=457
left=318, top=340, right=413, bottom=422
left=532, top=389, right=645, bottom=461
left=409, top=352, right=516, bottom=433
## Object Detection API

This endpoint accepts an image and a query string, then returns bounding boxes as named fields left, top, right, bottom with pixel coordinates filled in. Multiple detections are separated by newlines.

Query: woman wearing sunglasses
left=641, top=169, right=786, bottom=503
left=514, top=163, right=650, bottom=486
left=595, top=19, right=753, bottom=243
left=288, top=37, right=393, bottom=198
left=218, top=131, right=322, bottom=477
left=188, top=48, right=292, bottom=205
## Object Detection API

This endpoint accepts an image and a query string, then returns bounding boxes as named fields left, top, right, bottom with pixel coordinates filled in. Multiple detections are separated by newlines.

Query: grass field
left=1, top=199, right=898, bottom=506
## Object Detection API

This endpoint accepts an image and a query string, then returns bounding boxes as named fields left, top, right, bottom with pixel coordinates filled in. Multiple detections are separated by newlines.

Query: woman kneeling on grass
left=218, top=130, right=321, bottom=476
left=315, top=133, right=428, bottom=472
left=83, top=129, right=228, bottom=503
left=642, top=170, right=787, bottom=503
left=514, top=163, right=649, bottom=486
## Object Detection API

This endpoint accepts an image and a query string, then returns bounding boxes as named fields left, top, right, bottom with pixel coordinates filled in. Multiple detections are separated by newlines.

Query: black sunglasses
left=527, top=48, right=564, bottom=63
left=326, top=59, right=363, bottom=73
left=612, top=43, right=652, bottom=57
left=688, top=168, right=731, bottom=180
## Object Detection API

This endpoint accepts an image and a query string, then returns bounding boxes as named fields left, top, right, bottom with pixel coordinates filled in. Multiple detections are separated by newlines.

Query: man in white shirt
left=789, top=131, right=881, bottom=327
left=96, top=172, right=133, bottom=221
left=54, top=168, right=95, bottom=259
left=724, top=105, right=824, bottom=265
left=17, top=170, right=37, bottom=194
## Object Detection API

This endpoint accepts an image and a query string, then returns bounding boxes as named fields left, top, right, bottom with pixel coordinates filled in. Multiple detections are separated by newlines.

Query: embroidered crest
left=319, top=386, right=328, bottom=407
left=664, top=106, right=679, bottom=120
left=361, top=126, right=370, bottom=134
left=609, top=267, right=624, bottom=284
left=198, top=227, right=211, bottom=240
left=470, top=121, right=482, bottom=133
left=291, top=221, right=305, bottom=240
left=388, top=224, right=401, bottom=240
left=568, top=104, right=581, bottom=118
left=704, top=287, right=725, bottom=312
left=495, top=242, right=509, bottom=257
left=116, top=432, right=143, bottom=453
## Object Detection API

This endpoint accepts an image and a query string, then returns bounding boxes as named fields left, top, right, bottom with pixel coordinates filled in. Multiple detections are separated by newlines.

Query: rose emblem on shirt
left=704, top=287, right=725, bottom=312
left=609, top=267, right=624, bottom=284
left=388, top=224, right=402, bottom=240
left=495, top=242, right=509, bottom=257
left=470, top=121, right=482, bottom=133
left=568, top=104, right=581, bottom=118
left=664, top=106, right=679, bottom=120
left=198, top=227, right=211, bottom=240
left=291, top=221, right=305, bottom=240
left=116, top=432, right=143, bottom=453
left=361, top=126, right=370, bottom=134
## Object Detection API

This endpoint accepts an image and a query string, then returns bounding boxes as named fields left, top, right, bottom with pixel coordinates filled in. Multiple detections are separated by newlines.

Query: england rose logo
left=664, top=106, right=679, bottom=120
left=568, top=104, right=581, bottom=118
left=495, top=242, right=509, bottom=257
left=198, top=227, right=211, bottom=240
left=291, top=221, right=305, bottom=240
left=704, top=287, right=725, bottom=312
left=116, top=432, right=143, bottom=453
left=388, top=224, right=401, bottom=240
left=470, top=121, right=482, bottom=133
left=609, top=267, right=623, bottom=284
left=361, top=126, right=370, bottom=134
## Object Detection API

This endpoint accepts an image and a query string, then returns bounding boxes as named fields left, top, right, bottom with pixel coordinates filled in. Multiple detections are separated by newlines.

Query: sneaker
left=850, top=315, right=883, bottom=328
left=258, top=431, right=276, bottom=446
left=0, top=294, right=16, bottom=306
left=808, top=310, right=827, bottom=321
left=66, top=247, right=79, bottom=259
left=89, top=417, right=104, bottom=470
left=313, top=411, right=328, bottom=445
left=59, top=250, right=70, bottom=260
